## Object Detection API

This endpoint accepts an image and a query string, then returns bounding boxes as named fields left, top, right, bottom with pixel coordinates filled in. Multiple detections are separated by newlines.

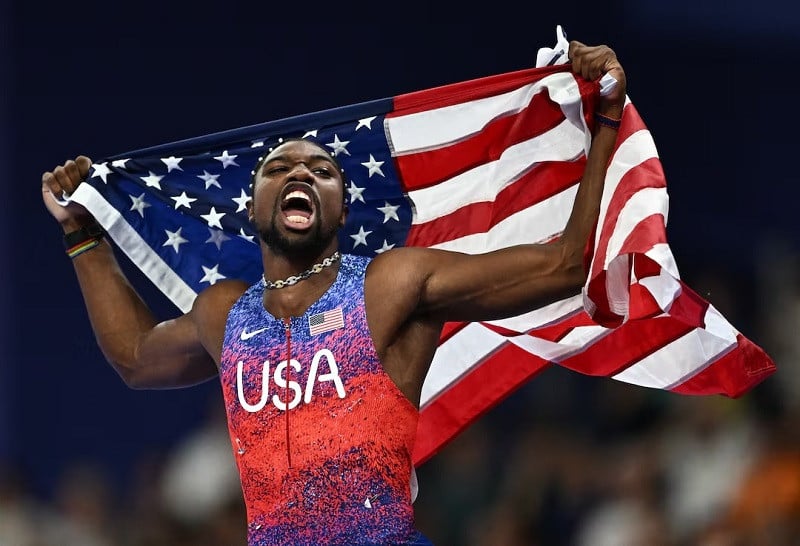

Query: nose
left=286, top=163, right=314, bottom=183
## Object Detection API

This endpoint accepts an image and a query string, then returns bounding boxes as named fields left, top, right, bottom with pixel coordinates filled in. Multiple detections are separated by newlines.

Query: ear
left=339, top=203, right=348, bottom=228
left=247, top=198, right=255, bottom=224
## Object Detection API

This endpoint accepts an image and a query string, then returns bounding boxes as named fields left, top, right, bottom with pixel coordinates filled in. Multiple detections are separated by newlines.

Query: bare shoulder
left=364, top=247, right=444, bottom=333
left=191, top=279, right=251, bottom=321
left=366, top=247, right=430, bottom=288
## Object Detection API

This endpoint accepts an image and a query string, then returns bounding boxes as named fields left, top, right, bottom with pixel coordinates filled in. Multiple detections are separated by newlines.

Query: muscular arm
left=410, top=101, right=620, bottom=323
left=69, top=238, right=219, bottom=389
left=42, top=156, right=233, bottom=389
left=368, top=41, right=626, bottom=338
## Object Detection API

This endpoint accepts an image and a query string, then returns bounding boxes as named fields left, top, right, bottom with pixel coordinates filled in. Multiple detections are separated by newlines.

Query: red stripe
left=589, top=154, right=668, bottom=281
left=617, top=214, right=668, bottom=258
left=406, top=160, right=585, bottom=247
left=663, top=281, right=708, bottom=328
left=413, top=342, right=550, bottom=465
left=481, top=308, right=593, bottom=341
left=394, top=92, right=567, bottom=192
left=392, top=64, right=572, bottom=115
left=439, top=321, right=468, bottom=344
left=531, top=310, right=597, bottom=342
left=558, top=313, right=694, bottom=377
left=589, top=105, right=666, bottom=281
left=670, top=334, right=777, bottom=398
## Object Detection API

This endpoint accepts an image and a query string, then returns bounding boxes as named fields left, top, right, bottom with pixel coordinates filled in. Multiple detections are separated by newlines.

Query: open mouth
left=280, top=188, right=315, bottom=228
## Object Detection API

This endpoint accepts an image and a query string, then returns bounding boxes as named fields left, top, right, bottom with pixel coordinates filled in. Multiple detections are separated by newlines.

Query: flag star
left=91, top=162, right=112, bottom=184
left=163, top=227, right=189, bottom=253
left=197, top=170, right=221, bottom=189
left=214, top=150, right=239, bottom=168
left=375, top=240, right=395, bottom=254
left=347, top=181, right=366, bottom=204
left=356, top=116, right=377, bottom=130
left=231, top=189, right=251, bottom=213
left=199, top=264, right=226, bottom=285
left=361, top=154, right=385, bottom=178
left=141, top=171, right=163, bottom=189
left=129, top=193, right=151, bottom=217
left=161, top=156, right=183, bottom=172
left=302, top=129, right=318, bottom=138
left=111, top=158, right=129, bottom=169
left=171, top=191, right=197, bottom=210
left=239, top=228, right=256, bottom=243
left=251, top=140, right=264, bottom=148
left=201, top=207, right=225, bottom=229
left=377, top=201, right=400, bottom=223
left=350, top=225, right=372, bottom=248
left=205, top=228, right=230, bottom=250
left=326, top=134, right=350, bottom=157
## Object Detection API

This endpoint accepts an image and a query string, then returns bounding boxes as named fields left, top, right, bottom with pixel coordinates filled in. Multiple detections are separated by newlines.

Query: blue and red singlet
left=219, top=254, right=432, bottom=546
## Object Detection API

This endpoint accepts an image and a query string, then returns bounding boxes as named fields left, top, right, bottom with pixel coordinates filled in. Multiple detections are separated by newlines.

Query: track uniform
left=220, top=254, right=432, bottom=546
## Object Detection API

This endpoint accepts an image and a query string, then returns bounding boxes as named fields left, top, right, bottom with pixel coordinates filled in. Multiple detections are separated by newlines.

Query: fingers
left=568, top=40, right=620, bottom=82
left=41, top=156, right=93, bottom=198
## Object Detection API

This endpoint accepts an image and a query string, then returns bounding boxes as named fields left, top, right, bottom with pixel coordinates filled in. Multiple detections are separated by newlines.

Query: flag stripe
left=406, top=160, right=584, bottom=247
left=405, top=119, right=586, bottom=225
left=392, top=90, right=568, bottom=191
left=71, top=183, right=198, bottom=312
left=414, top=342, right=550, bottom=465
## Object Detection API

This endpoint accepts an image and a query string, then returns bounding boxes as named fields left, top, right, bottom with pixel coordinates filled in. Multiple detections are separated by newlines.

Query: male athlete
left=41, top=40, right=626, bottom=546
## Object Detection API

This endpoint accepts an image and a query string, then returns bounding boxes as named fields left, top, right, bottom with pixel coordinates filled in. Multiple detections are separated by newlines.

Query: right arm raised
left=42, top=156, right=225, bottom=389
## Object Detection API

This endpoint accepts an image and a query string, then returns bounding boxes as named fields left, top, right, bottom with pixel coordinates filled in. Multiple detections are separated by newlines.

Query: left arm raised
left=374, top=41, right=626, bottom=324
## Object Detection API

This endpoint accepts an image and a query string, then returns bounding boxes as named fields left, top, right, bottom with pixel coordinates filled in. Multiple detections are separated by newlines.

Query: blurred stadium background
left=2, top=1, right=799, bottom=544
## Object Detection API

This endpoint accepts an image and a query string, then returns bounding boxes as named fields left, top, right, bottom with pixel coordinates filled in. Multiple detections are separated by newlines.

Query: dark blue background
left=4, top=0, right=798, bottom=498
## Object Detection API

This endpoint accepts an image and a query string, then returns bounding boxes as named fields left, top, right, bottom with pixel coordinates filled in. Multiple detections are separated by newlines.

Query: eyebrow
left=263, top=153, right=336, bottom=166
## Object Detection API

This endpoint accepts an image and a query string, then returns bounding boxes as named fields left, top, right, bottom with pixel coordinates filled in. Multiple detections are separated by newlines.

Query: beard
left=255, top=208, right=339, bottom=257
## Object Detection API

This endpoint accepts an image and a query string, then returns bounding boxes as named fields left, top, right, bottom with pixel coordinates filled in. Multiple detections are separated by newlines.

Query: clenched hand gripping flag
left=66, top=28, right=776, bottom=465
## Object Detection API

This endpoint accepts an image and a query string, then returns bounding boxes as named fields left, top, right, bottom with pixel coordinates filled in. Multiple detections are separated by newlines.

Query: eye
left=313, top=167, right=332, bottom=176
left=267, top=166, right=289, bottom=175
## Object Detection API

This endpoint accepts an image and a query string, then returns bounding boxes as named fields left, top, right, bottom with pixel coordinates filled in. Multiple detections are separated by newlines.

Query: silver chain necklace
left=262, top=251, right=341, bottom=290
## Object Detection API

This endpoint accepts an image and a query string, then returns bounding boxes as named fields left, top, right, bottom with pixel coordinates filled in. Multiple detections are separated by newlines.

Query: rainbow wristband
left=595, top=112, right=621, bottom=130
left=66, top=238, right=101, bottom=259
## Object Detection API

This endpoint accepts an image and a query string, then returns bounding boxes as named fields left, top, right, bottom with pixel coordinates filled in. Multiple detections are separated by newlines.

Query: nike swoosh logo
left=240, top=327, right=268, bottom=341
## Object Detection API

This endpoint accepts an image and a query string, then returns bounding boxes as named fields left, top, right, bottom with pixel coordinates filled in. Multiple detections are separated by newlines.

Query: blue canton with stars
left=87, top=98, right=412, bottom=297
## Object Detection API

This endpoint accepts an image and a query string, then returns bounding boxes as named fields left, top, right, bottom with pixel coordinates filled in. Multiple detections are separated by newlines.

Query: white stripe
left=603, top=186, right=669, bottom=269
left=612, top=307, right=737, bottom=389
left=605, top=254, right=631, bottom=317
left=484, top=294, right=583, bottom=332
left=593, top=129, right=660, bottom=264
left=645, top=243, right=680, bottom=279
left=421, top=323, right=506, bottom=407
left=505, top=324, right=608, bottom=361
left=427, top=185, right=577, bottom=253
left=388, top=72, right=581, bottom=154
left=407, top=119, right=585, bottom=224
left=638, top=264, right=682, bottom=312
left=70, top=183, right=198, bottom=313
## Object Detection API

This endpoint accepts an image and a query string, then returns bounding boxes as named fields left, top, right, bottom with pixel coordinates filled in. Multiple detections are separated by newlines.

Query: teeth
left=283, top=190, right=311, bottom=203
left=286, top=215, right=309, bottom=224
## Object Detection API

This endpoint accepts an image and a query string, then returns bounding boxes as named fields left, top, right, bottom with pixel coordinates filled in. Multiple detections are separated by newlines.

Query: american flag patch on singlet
left=308, top=308, right=345, bottom=336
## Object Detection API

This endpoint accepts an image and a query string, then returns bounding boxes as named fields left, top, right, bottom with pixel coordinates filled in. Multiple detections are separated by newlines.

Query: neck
left=262, top=250, right=340, bottom=290
left=261, top=241, right=340, bottom=282
left=260, top=253, right=341, bottom=318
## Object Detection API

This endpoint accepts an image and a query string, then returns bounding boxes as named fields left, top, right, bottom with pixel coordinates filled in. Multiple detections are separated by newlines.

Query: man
left=41, top=40, right=626, bottom=546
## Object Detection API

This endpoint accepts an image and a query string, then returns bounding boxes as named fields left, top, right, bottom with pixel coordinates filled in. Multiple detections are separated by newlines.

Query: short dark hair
left=249, top=137, right=347, bottom=203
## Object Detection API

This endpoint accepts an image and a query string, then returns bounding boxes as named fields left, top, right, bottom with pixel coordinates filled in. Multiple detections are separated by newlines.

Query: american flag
left=308, top=308, right=345, bottom=337
left=68, top=31, right=776, bottom=465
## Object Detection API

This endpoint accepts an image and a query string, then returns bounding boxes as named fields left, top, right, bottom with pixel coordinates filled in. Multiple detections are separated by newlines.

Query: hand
left=568, top=41, right=627, bottom=117
left=42, top=155, right=94, bottom=231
